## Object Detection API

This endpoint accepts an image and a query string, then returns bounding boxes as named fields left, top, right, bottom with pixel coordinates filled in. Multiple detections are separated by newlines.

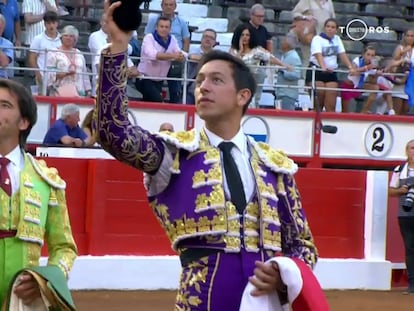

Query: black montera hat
left=111, top=0, right=144, bottom=32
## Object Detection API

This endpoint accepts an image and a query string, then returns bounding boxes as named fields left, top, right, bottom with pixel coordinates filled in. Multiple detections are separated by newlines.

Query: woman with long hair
left=390, top=29, right=414, bottom=115
left=306, top=18, right=353, bottom=112
left=81, top=109, right=96, bottom=146
left=230, top=24, right=291, bottom=107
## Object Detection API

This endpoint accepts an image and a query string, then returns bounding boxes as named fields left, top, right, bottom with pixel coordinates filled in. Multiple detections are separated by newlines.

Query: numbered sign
left=242, top=116, right=270, bottom=143
left=364, top=123, right=393, bottom=158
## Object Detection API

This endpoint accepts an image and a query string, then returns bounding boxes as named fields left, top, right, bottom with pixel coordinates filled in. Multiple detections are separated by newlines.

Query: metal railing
left=8, top=45, right=410, bottom=111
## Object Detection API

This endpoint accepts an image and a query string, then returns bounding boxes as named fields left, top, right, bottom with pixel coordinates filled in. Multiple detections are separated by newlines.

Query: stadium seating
left=12, top=0, right=414, bottom=102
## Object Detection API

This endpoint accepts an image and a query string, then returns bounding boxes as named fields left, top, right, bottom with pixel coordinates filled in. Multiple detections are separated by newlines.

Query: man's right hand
left=174, top=52, right=185, bottom=62
left=104, top=0, right=133, bottom=54
left=73, top=138, right=84, bottom=147
left=400, top=185, right=409, bottom=195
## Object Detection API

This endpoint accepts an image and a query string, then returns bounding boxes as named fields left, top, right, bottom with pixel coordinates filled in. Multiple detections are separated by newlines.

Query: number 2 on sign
left=371, top=127, right=384, bottom=152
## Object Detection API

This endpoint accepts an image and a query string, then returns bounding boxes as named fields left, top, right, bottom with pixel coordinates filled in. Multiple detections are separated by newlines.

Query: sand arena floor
left=72, top=289, right=414, bottom=310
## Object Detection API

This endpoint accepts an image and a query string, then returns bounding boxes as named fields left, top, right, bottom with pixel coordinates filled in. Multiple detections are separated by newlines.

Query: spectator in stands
left=45, top=25, right=91, bottom=97
left=81, top=109, right=96, bottom=146
left=292, top=0, right=335, bottom=64
left=88, top=14, right=108, bottom=97
left=43, top=103, right=88, bottom=146
left=341, top=46, right=395, bottom=114
left=136, top=16, right=186, bottom=103
left=389, top=139, right=414, bottom=295
left=22, top=0, right=57, bottom=46
left=186, top=28, right=217, bottom=105
left=246, top=3, right=272, bottom=52
left=390, top=29, right=414, bottom=115
left=276, top=35, right=302, bottom=110
left=145, top=0, right=190, bottom=103
left=55, top=0, right=69, bottom=16
left=0, top=14, right=14, bottom=79
left=73, top=0, right=90, bottom=18
left=28, top=11, right=60, bottom=95
left=230, top=24, right=291, bottom=107
left=306, top=18, right=353, bottom=112
left=92, top=31, right=138, bottom=101
left=159, top=122, right=174, bottom=132
left=94, top=34, right=139, bottom=80
left=0, top=0, right=22, bottom=46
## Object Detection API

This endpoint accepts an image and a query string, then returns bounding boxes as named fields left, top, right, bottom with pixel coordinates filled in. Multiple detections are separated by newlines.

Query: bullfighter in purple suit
left=92, top=1, right=318, bottom=310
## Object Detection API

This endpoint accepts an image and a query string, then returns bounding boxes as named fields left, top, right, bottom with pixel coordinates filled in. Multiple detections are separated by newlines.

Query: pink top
left=138, top=33, right=182, bottom=81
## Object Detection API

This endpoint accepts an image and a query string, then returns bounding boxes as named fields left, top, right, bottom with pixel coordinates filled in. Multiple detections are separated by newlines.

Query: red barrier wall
left=41, top=159, right=367, bottom=258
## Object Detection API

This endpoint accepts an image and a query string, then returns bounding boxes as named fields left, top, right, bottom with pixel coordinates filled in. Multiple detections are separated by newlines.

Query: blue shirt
left=43, top=119, right=87, bottom=145
left=144, top=14, right=190, bottom=49
left=0, top=0, right=19, bottom=42
left=0, top=37, right=13, bottom=78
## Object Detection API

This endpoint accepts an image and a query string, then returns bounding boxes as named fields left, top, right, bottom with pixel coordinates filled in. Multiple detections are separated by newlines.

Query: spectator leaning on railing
left=43, top=103, right=89, bottom=147
left=136, top=16, right=186, bottom=103
left=145, top=0, right=190, bottom=103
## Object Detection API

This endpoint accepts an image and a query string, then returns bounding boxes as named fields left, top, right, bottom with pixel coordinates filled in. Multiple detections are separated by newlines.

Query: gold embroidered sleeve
left=278, top=174, right=318, bottom=268
left=92, top=50, right=165, bottom=174
left=44, top=187, right=78, bottom=278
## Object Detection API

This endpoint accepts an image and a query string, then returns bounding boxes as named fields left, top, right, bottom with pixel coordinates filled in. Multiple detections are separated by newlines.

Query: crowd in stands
left=1, top=0, right=414, bottom=126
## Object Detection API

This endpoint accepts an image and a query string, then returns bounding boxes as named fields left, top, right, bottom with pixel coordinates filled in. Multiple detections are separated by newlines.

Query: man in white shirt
left=88, top=14, right=108, bottom=96
left=28, top=10, right=60, bottom=95
left=22, top=0, right=57, bottom=46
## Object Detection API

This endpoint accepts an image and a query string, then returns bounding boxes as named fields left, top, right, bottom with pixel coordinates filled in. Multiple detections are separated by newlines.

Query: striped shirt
left=22, top=0, right=57, bottom=45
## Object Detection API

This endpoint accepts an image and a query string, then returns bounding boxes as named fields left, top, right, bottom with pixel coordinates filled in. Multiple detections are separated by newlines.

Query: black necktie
left=218, top=142, right=246, bottom=214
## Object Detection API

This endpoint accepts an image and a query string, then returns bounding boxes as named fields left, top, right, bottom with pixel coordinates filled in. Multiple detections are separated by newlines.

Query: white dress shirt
left=1, top=145, right=24, bottom=195
left=203, top=127, right=255, bottom=202
left=146, top=127, right=255, bottom=207
left=88, top=29, right=108, bottom=70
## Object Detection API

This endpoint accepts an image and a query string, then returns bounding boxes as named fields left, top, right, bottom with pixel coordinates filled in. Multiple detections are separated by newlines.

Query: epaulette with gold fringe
left=27, top=154, right=66, bottom=189
left=249, top=137, right=298, bottom=175
left=155, top=128, right=199, bottom=152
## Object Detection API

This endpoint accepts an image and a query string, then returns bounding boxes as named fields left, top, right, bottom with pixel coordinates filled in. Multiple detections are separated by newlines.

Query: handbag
left=291, top=17, right=317, bottom=46
left=54, top=84, right=79, bottom=97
